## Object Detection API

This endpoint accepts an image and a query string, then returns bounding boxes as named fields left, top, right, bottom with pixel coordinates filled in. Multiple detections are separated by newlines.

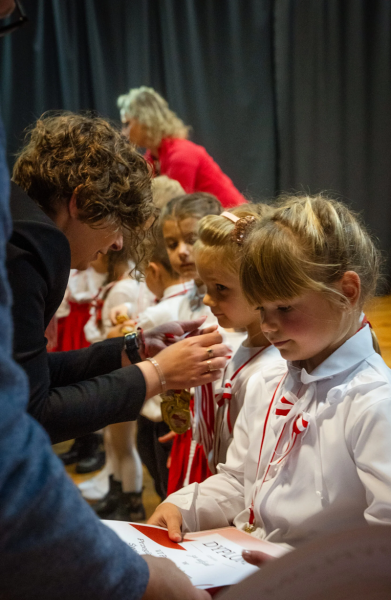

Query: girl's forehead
left=163, top=216, right=199, bottom=236
left=196, top=250, right=238, bottom=280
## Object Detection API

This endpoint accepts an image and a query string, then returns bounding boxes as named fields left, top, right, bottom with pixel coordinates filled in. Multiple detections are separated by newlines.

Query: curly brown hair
left=12, top=112, right=158, bottom=265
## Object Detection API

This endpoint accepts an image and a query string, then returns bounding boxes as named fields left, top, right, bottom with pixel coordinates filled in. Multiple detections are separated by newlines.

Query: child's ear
left=340, top=271, right=361, bottom=307
left=148, top=262, right=160, bottom=279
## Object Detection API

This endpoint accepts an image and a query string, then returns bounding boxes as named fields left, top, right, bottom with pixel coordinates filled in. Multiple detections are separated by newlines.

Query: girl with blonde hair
left=149, top=194, right=391, bottom=556
left=118, top=86, right=246, bottom=208
left=192, top=204, right=285, bottom=473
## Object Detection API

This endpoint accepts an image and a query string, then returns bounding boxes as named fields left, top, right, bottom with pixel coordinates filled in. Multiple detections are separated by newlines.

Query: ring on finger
left=206, top=348, right=214, bottom=359
left=207, top=359, right=215, bottom=373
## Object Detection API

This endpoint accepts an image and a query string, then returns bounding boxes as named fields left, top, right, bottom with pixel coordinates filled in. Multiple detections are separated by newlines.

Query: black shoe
left=93, top=475, right=122, bottom=518
left=59, top=433, right=103, bottom=466
left=110, top=491, right=146, bottom=522
left=76, top=450, right=106, bottom=474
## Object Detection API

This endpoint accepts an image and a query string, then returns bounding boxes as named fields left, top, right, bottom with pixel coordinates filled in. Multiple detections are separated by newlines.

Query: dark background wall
left=1, top=0, right=390, bottom=285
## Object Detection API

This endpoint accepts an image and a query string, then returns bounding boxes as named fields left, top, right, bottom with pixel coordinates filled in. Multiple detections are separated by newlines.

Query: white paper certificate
left=103, top=521, right=260, bottom=589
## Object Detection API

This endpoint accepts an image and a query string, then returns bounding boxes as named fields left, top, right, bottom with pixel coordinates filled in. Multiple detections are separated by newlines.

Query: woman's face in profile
left=122, top=118, right=149, bottom=148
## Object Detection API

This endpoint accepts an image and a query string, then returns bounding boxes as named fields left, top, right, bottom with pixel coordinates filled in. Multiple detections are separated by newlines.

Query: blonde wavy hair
left=195, top=203, right=272, bottom=273
left=240, top=194, right=382, bottom=352
left=117, top=86, right=190, bottom=147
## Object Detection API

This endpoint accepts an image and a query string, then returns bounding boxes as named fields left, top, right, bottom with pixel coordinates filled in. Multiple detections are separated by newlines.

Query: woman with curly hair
left=118, top=86, right=246, bottom=208
left=7, top=111, right=230, bottom=445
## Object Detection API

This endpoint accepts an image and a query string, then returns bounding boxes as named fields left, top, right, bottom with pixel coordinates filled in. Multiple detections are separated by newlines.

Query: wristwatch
left=123, top=332, right=142, bottom=364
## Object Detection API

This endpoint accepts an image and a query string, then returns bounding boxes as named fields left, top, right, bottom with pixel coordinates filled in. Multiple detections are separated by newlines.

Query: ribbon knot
left=222, top=382, right=232, bottom=400
left=293, top=413, right=309, bottom=435
left=216, top=382, right=232, bottom=407
left=268, top=384, right=316, bottom=471
left=275, top=396, right=293, bottom=416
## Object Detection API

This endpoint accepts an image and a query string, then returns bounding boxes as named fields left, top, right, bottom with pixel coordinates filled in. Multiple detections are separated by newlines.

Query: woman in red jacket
left=117, top=86, right=246, bottom=208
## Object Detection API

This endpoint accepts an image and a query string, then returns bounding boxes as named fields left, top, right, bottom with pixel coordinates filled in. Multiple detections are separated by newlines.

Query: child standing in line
left=140, top=193, right=224, bottom=494
left=136, top=231, right=193, bottom=501
left=192, top=205, right=286, bottom=473
left=81, top=248, right=146, bottom=520
left=109, top=193, right=224, bottom=497
left=149, top=194, right=391, bottom=551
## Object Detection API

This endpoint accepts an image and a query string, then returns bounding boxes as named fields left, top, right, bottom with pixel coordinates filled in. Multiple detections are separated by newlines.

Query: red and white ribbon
left=194, top=382, right=215, bottom=455
left=195, top=347, right=267, bottom=453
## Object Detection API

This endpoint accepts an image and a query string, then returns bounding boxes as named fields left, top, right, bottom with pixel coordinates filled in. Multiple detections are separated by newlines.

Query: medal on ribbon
left=161, top=390, right=191, bottom=434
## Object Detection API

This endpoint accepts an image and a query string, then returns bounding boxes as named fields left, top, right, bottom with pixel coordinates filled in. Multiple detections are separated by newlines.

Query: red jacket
left=145, top=137, right=246, bottom=208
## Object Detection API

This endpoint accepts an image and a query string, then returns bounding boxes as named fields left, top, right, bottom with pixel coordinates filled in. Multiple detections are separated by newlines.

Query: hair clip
left=221, top=211, right=256, bottom=245
left=232, top=215, right=256, bottom=245
left=221, top=211, right=256, bottom=246
left=221, top=211, right=240, bottom=223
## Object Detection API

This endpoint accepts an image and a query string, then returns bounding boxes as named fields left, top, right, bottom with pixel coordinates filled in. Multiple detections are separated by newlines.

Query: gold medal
left=116, top=314, right=129, bottom=324
left=121, top=325, right=135, bottom=334
left=161, top=390, right=191, bottom=434
left=244, top=523, right=256, bottom=534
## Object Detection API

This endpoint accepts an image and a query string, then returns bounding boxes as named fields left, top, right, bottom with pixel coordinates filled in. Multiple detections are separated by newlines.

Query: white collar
left=288, top=325, right=376, bottom=384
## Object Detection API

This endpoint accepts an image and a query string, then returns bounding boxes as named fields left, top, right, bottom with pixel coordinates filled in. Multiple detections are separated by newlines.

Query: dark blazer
left=6, top=182, right=146, bottom=444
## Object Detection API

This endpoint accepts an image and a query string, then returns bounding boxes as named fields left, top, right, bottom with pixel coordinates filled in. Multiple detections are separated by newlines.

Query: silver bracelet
left=146, top=357, right=167, bottom=393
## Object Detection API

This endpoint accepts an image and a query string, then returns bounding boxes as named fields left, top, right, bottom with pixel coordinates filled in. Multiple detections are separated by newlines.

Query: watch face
left=126, top=332, right=139, bottom=348
left=125, top=332, right=141, bottom=363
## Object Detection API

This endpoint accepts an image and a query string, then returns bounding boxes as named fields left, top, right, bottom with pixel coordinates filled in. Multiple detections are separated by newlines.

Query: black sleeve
left=47, top=338, right=125, bottom=387
left=8, top=236, right=147, bottom=445
left=42, top=364, right=146, bottom=444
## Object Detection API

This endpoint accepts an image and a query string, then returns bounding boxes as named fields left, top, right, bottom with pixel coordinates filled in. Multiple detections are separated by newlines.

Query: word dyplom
left=202, top=541, right=247, bottom=564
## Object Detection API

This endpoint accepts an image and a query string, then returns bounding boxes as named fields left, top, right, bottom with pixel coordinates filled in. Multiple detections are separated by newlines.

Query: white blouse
left=166, top=325, right=391, bottom=548
left=211, top=343, right=285, bottom=471
left=137, top=281, right=216, bottom=330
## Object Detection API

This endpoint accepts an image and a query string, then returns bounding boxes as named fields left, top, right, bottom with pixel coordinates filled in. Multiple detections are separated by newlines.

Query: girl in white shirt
left=193, top=204, right=285, bottom=473
left=149, top=194, right=391, bottom=553
left=83, top=250, right=148, bottom=521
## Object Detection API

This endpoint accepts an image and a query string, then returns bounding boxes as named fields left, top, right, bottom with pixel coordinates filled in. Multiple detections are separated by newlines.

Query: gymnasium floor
left=53, top=295, right=391, bottom=521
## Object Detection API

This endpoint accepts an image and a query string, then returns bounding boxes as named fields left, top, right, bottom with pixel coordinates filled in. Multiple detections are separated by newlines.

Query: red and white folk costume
left=209, top=343, right=284, bottom=472
left=165, top=324, right=391, bottom=548
left=136, top=280, right=218, bottom=495
left=53, top=267, right=107, bottom=352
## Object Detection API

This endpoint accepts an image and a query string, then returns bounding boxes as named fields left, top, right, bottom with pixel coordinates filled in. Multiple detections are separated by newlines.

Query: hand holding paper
left=148, top=502, right=183, bottom=542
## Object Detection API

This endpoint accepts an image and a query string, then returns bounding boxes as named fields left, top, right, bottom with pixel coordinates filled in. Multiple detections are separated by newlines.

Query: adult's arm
left=7, top=240, right=148, bottom=443
left=0, top=119, right=150, bottom=600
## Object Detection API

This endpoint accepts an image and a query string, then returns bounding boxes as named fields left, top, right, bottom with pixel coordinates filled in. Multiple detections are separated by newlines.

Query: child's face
left=196, top=252, right=260, bottom=330
left=163, top=217, right=199, bottom=280
left=259, top=290, right=352, bottom=371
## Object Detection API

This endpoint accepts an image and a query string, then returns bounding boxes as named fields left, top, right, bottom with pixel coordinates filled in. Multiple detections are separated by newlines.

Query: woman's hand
left=148, top=503, right=184, bottom=542
left=137, top=327, right=229, bottom=397
left=142, top=317, right=214, bottom=357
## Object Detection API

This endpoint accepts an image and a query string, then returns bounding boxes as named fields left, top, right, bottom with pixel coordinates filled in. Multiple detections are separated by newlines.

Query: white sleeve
left=84, top=313, right=105, bottom=344
left=165, top=399, right=250, bottom=533
left=137, top=307, right=158, bottom=331
left=349, top=395, right=391, bottom=525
